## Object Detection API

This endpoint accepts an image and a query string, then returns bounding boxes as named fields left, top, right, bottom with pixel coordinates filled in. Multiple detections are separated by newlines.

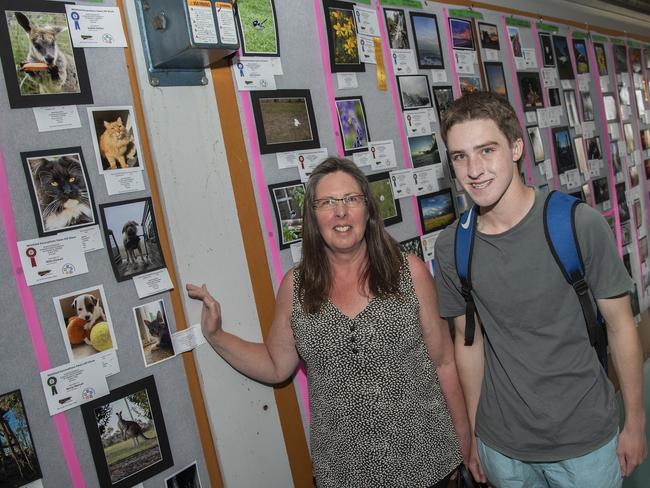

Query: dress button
left=350, top=325, right=356, bottom=331
left=352, top=348, right=359, bottom=354
left=350, top=336, right=356, bottom=342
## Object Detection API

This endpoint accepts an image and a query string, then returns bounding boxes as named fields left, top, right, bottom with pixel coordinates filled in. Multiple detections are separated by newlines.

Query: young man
left=434, top=91, right=647, bottom=487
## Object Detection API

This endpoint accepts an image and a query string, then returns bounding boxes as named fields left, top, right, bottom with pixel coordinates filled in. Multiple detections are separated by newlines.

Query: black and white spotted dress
left=291, top=256, right=462, bottom=487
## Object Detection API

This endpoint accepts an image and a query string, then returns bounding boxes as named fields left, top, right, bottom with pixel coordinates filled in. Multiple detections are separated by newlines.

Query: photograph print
left=399, top=236, right=424, bottom=261
left=592, top=176, right=610, bottom=205
left=484, top=62, right=507, bottom=98
left=397, top=75, right=432, bottom=110
left=383, top=8, right=409, bottom=49
left=165, top=461, right=202, bottom=488
left=630, top=48, right=642, bottom=74
left=0, top=389, right=42, bottom=487
left=417, top=188, right=456, bottom=234
left=564, top=90, right=580, bottom=127
left=586, top=136, right=602, bottom=160
left=409, top=12, right=444, bottom=69
left=88, top=106, right=143, bottom=174
left=0, top=0, right=93, bottom=108
left=449, top=18, right=474, bottom=50
left=539, top=33, right=555, bottom=67
left=594, top=42, right=608, bottom=76
left=133, top=300, right=176, bottom=368
left=269, top=180, right=305, bottom=249
left=478, top=22, right=499, bottom=50
left=432, top=86, right=454, bottom=120
left=323, top=0, right=364, bottom=73
left=507, top=26, right=523, bottom=58
left=527, top=126, right=545, bottom=163
left=99, top=197, right=166, bottom=282
left=614, top=44, right=628, bottom=74
left=81, top=376, right=173, bottom=488
left=408, top=133, right=441, bottom=168
left=552, top=35, right=574, bottom=80
left=21, top=147, right=97, bottom=237
left=235, top=0, right=279, bottom=56
left=517, top=72, right=544, bottom=111
left=581, top=92, right=595, bottom=121
left=552, top=127, right=577, bottom=174
left=335, top=96, right=369, bottom=155
left=251, top=89, right=320, bottom=154
left=617, top=182, right=630, bottom=222
left=572, top=39, right=590, bottom=74
left=548, top=88, right=561, bottom=107
left=368, top=172, right=402, bottom=227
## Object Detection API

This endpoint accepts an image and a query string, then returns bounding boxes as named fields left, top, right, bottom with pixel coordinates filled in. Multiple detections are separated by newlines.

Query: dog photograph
left=81, top=376, right=172, bottom=488
left=0, top=0, right=92, bottom=108
left=88, top=106, right=143, bottom=174
left=165, top=461, right=202, bottom=488
left=53, top=285, right=117, bottom=362
left=99, top=197, right=166, bottom=282
left=21, top=147, right=98, bottom=237
left=133, top=300, right=176, bottom=368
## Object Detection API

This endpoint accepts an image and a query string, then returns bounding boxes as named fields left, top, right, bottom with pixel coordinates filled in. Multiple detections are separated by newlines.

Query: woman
left=187, top=158, right=470, bottom=487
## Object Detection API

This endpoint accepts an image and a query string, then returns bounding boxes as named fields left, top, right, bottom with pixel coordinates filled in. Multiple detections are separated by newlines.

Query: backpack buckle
left=572, top=278, right=588, bottom=296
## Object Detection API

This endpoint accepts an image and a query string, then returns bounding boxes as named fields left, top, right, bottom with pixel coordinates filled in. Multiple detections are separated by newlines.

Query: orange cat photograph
left=88, top=106, right=143, bottom=174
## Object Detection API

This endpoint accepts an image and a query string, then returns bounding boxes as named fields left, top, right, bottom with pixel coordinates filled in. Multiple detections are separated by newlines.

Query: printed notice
left=420, top=231, right=441, bottom=262
left=104, top=169, right=145, bottom=195
left=413, top=167, right=438, bottom=195
left=353, top=5, right=380, bottom=36
left=57, top=225, right=104, bottom=253
left=33, top=106, right=81, bottom=132
left=297, top=149, right=330, bottom=182
left=390, top=49, right=417, bottom=75
left=133, top=268, right=174, bottom=299
left=357, top=34, right=376, bottom=64
left=454, top=50, right=475, bottom=74
left=65, top=5, right=127, bottom=48
left=289, top=242, right=302, bottom=263
left=353, top=151, right=371, bottom=167
left=337, top=73, right=359, bottom=90
left=277, top=148, right=328, bottom=170
left=368, top=140, right=397, bottom=170
left=172, top=324, right=207, bottom=353
left=430, top=69, right=448, bottom=83
left=389, top=169, right=416, bottom=198
left=215, top=2, right=238, bottom=45
left=188, top=0, right=218, bottom=44
left=18, top=235, right=88, bottom=286
left=404, top=109, right=433, bottom=136
left=233, top=58, right=276, bottom=91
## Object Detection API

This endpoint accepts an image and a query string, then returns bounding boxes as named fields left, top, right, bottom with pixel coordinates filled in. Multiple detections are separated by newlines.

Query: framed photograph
left=603, top=94, right=617, bottom=121
left=383, top=8, right=409, bottom=49
left=99, top=197, right=166, bottom=282
left=636, top=89, right=646, bottom=116
left=548, top=88, right=561, bottom=107
left=630, top=165, right=640, bottom=188
left=397, top=75, right=432, bottom=110
left=574, top=136, right=588, bottom=174
left=250, top=89, right=320, bottom=155
left=539, top=33, right=555, bottom=67
left=614, top=44, right=628, bottom=74
left=581, top=92, right=594, bottom=121
left=417, top=188, right=456, bottom=234
left=619, top=84, right=631, bottom=106
left=484, top=62, right=507, bottom=98
left=399, top=236, right=424, bottom=261
left=81, top=376, right=173, bottom=488
left=0, top=0, right=93, bottom=108
left=53, top=285, right=117, bottom=362
left=563, top=90, right=579, bottom=127
left=594, top=43, right=608, bottom=76
left=517, top=72, right=544, bottom=111
left=592, top=176, right=610, bottom=204
left=88, top=106, right=143, bottom=174
left=507, top=26, right=523, bottom=58
left=268, top=180, right=305, bottom=249
left=133, top=300, right=175, bottom=368
left=165, top=461, right=202, bottom=488
left=552, top=35, right=574, bottom=80
left=645, top=158, right=650, bottom=179
left=616, top=182, right=630, bottom=223
left=368, top=172, right=402, bottom=226
left=235, top=0, right=279, bottom=56
left=552, top=127, right=577, bottom=174
left=624, top=123, right=635, bottom=154
left=408, top=133, right=440, bottom=168
left=459, top=75, right=481, bottom=96
left=432, top=86, right=454, bottom=121
left=641, top=129, right=650, bottom=151
left=581, top=183, right=593, bottom=206
left=409, top=12, right=444, bottom=69
left=20, top=147, right=97, bottom=237
left=572, top=39, right=590, bottom=74
left=640, top=236, right=648, bottom=262
left=449, top=18, right=474, bottom=50
left=335, top=96, right=369, bottom=155
left=611, top=141, right=623, bottom=174
left=0, top=389, right=42, bottom=487
left=635, top=199, right=643, bottom=229
left=478, top=22, right=499, bottom=50
left=323, top=0, right=364, bottom=73
left=527, top=126, right=545, bottom=163
left=586, top=136, right=602, bottom=160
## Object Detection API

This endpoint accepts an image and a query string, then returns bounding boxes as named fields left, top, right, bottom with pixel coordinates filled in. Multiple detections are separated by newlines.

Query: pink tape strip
left=441, top=9, right=461, bottom=98
left=640, top=48, right=650, bottom=235
left=375, top=0, right=423, bottom=235
left=500, top=16, right=534, bottom=184
left=0, top=148, right=85, bottom=487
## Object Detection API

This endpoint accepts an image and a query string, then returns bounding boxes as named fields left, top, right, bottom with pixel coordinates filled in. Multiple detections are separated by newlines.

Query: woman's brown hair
left=298, top=158, right=402, bottom=313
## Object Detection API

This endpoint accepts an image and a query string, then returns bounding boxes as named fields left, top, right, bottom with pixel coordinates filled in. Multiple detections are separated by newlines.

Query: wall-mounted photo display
left=574, top=136, right=588, bottom=174
left=580, top=92, right=594, bottom=121
left=417, top=188, right=456, bottom=234
left=552, top=126, right=577, bottom=174
left=133, top=300, right=176, bottom=368
left=614, top=44, right=628, bottom=74
left=572, top=39, right=590, bottom=74
left=88, top=106, right=143, bottom=174
left=507, top=26, right=523, bottom=58
left=432, top=86, right=454, bottom=121
left=593, top=43, right=608, bottom=76
left=527, top=126, right=545, bottom=163
left=397, top=75, right=432, bottom=110
left=548, top=88, right=561, bottom=106
left=563, top=90, right=579, bottom=127
left=268, top=180, right=305, bottom=249
left=592, top=176, right=610, bottom=205
left=408, top=133, right=440, bottom=168
left=0, top=0, right=93, bottom=108
left=539, top=33, right=555, bottom=67
left=383, top=8, right=409, bottom=49
left=99, top=197, right=166, bottom=282
left=409, top=12, right=444, bottom=69
left=368, top=172, right=402, bottom=226
left=449, top=17, right=475, bottom=51
left=0, top=389, right=42, bottom=487
left=586, top=136, right=602, bottom=160
left=616, top=182, right=630, bottom=223
left=603, top=94, right=617, bottom=121
left=165, top=461, right=202, bottom=488
left=484, top=62, right=507, bottom=98
left=459, top=75, right=481, bottom=96
left=335, top=96, right=370, bottom=155
left=517, top=72, right=544, bottom=111
left=21, top=147, right=97, bottom=237
left=477, top=22, right=499, bottom=50
left=399, top=236, right=424, bottom=261
left=552, top=35, right=574, bottom=80
left=81, top=376, right=173, bottom=488
left=250, top=89, right=320, bottom=154
left=323, top=0, right=364, bottom=73
left=235, top=0, right=279, bottom=56
left=53, top=285, right=117, bottom=362
left=624, top=122, right=635, bottom=153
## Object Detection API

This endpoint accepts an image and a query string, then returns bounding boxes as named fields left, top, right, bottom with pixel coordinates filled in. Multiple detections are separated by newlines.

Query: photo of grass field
left=418, top=189, right=455, bottom=233
left=235, top=0, right=278, bottom=55
left=259, top=97, right=313, bottom=145
left=368, top=173, right=401, bottom=226
left=408, top=134, right=440, bottom=168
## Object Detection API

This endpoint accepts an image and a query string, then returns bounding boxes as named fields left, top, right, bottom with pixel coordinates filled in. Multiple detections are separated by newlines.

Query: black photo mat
left=234, top=0, right=280, bottom=57
left=367, top=171, right=402, bottom=227
left=417, top=188, right=456, bottom=234
left=409, top=12, right=444, bottom=69
left=396, top=75, right=432, bottom=110
left=335, top=96, right=370, bottom=155
left=268, top=180, right=306, bottom=249
left=323, top=0, right=365, bottom=73
left=383, top=8, right=409, bottom=50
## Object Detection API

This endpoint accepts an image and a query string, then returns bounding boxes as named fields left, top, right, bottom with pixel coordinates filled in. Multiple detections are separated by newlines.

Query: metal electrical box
left=135, top=0, right=239, bottom=86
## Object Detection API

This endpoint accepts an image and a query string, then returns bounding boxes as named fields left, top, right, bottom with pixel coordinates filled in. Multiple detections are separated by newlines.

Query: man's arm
left=598, top=295, right=647, bottom=476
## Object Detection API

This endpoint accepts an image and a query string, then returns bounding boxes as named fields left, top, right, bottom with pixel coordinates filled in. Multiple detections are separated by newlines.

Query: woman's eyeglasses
left=313, top=194, right=367, bottom=210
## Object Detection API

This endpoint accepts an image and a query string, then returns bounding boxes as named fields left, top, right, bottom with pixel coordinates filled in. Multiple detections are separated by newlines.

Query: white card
left=543, top=159, right=554, bottom=180
left=540, top=68, right=557, bottom=88
left=33, top=106, right=81, bottom=132
left=582, top=121, right=596, bottom=139
left=389, top=169, right=416, bottom=198
left=233, top=59, right=276, bottom=90
left=483, top=49, right=499, bottom=62
left=564, top=168, right=581, bottom=189
left=588, top=160, right=601, bottom=178
left=526, top=111, right=538, bottom=124
left=18, top=235, right=88, bottom=286
left=522, top=48, right=538, bottom=69
left=412, top=167, right=438, bottom=195
left=577, top=74, right=590, bottom=93
left=357, top=33, right=376, bottom=64
left=22, top=480, right=43, bottom=488
left=454, top=50, right=475, bottom=74
left=420, top=231, right=441, bottom=262
left=430, top=69, right=448, bottom=83
left=368, top=140, right=397, bottom=170
left=241, top=56, right=283, bottom=74
left=353, top=5, right=380, bottom=36
left=404, top=109, right=433, bottom=136
left=515, top=57, right=527, bottom=71
left=276, top=148, right=328, bottom=171
left=433, top=163, right=444, bottom=179
left=41, top=357, right=109, bottom=416
left=337, top=72, right=359, bottom=90
left=65, top=5, right=127, bottom=47
left=561, top=80, right=573, bottom=90
left=352, top=151, right=371, bottom=167
left=133, top=268, right=174, bottom=299
left=171, top=324, right=207, bottom=353
left=104, top=169, right=145, bottom=195
left=600, top=76, right=610, bottom=92
left=298, top=149, right=330, bottom=182
left=290, top=242, right=302, bottom=263
left=390, top=49, right=417, bottom=75
left=56, top=225, right=103, bottom=253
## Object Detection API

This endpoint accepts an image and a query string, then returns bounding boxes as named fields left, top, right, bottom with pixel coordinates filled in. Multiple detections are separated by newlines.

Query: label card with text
left=18, top=235, right=88, bottom=286
left=133, top=268, right=174, bottom=299
left=33, top=106, right=81, bottom=132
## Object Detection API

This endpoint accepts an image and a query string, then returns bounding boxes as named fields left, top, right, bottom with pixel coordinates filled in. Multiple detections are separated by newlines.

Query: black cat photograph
left=99, top=197, right=166, bottom=282
left=133, top=299, right=176, bottom=367
left=21, top=147, right=98, bottom=237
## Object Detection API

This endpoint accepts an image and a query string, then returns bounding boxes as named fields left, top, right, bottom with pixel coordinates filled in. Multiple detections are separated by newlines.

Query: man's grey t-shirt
left=434, top=190, right=632, bottom=461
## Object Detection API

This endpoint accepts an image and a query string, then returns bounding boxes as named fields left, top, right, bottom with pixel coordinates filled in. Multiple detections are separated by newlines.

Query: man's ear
left=511, top=137, right=524, bottom=163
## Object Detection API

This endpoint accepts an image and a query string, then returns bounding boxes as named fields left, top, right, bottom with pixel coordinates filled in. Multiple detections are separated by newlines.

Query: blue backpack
left=454, top=190, right=608, bottom=370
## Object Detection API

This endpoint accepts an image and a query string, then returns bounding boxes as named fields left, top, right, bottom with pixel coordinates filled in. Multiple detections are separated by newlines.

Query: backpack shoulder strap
left=454, top=205, right=479, bottom=346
